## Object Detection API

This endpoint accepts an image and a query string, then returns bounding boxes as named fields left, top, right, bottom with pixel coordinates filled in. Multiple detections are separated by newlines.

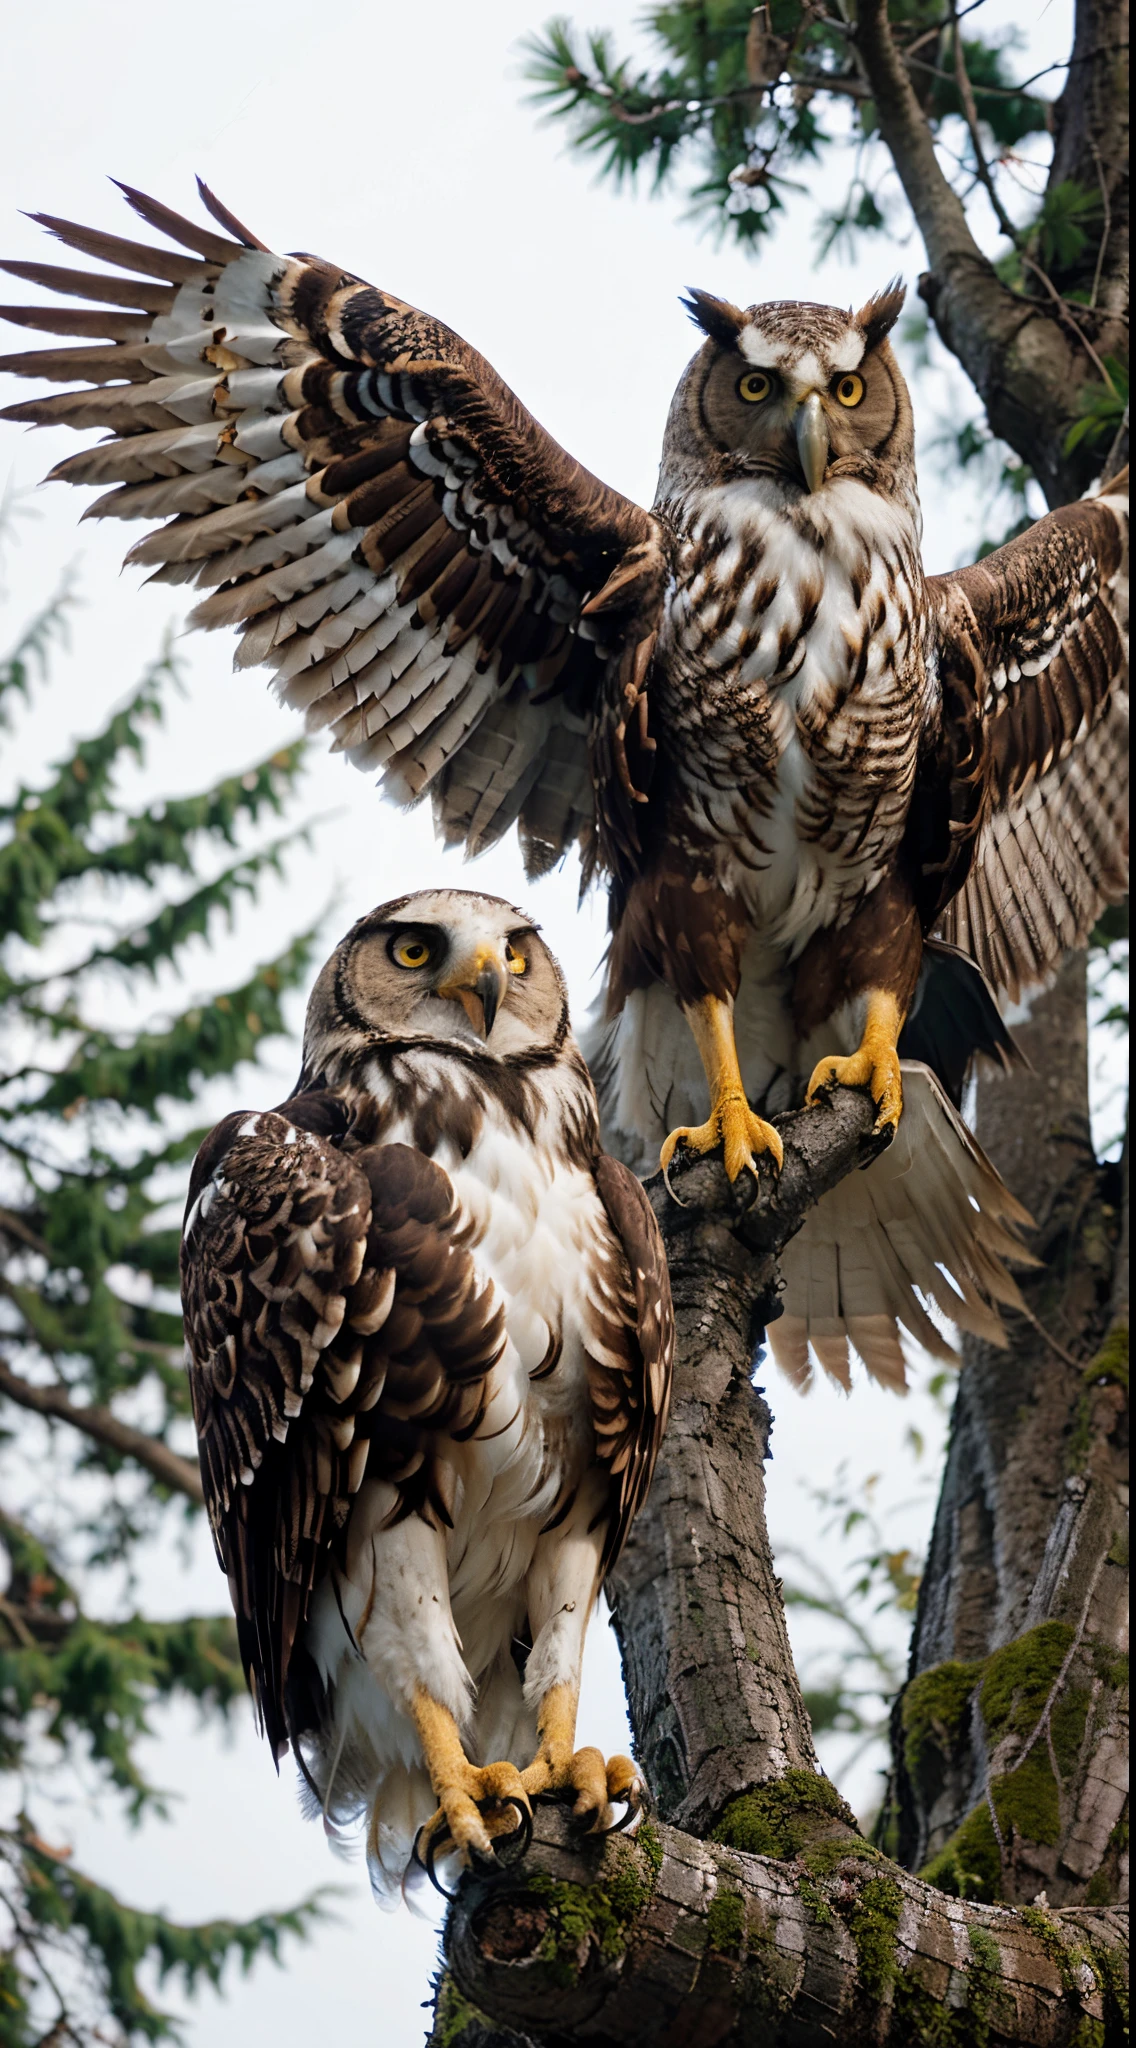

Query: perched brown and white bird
left=179, top=888, right=673, bottom=1895
left=3, top=183, right=1128, bottom=1387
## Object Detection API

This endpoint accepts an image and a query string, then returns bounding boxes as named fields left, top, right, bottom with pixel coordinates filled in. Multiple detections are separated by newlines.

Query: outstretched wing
left=181, top=1100, right=504, bottom=1753
left=1, top=183, right=661, bottom=875
left=588, top=1154, right=674, bottom=1575
left=922, top=480, right=1128, bottom=998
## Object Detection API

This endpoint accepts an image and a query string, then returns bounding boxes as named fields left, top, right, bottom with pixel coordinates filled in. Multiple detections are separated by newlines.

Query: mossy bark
left=894, top=955, right=1130, bottom=1908
left=432, top=1069, right=1126, bottom=2045
left=433, top=1804, right=1127, bottom=2046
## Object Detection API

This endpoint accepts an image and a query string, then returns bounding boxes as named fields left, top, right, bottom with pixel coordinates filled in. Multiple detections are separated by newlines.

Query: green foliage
left=0, top=538, right=322, bottom=2039
left=1032, top=180, right=1104, bottom=276
left=0, top=1821, right=326, bottom=2047
left=1064, top=358, right=1129, bottom=457
left=526, top=2, right=1049, bottom=254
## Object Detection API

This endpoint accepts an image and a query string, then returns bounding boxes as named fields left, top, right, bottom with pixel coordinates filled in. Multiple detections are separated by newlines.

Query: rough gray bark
left=425, top=8, right=1129, bottom=2037
left=431, top=1077, right=1127, bottom=2045
left=436, top=1805, right=1127, bottom=2048
left=894, top=955, right=1129, bottom=1909
left=856, top=0, right=1130, bottom=506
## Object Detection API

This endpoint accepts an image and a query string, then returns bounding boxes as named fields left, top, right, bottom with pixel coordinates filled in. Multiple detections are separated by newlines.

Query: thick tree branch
left=0, top=1355, right=203, bottom=1503
left=609, top=1087, right=889, bottom=1833
left=855, top=0, right=1128, bottom=505
left=438, top=1805, right=1127, bottom=2046
left=855, top=0, right=986, bottom=272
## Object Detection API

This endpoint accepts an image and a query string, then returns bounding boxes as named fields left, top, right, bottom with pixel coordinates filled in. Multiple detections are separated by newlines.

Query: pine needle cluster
left=0, top=532, right=325, bottom=2045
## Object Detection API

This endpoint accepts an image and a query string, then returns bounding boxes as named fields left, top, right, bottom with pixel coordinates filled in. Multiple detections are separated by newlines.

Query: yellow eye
left=834, top=373, right=865, bottom=408
left=506, top=942, right=527, bottom=976
left=737, top=370, right=773, bottom=405
left=393, top=936, right=431, bottom=969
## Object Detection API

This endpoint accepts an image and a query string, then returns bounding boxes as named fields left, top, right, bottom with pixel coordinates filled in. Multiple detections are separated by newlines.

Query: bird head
left=665, top=282, right=913, bottom=500
left=301, top=887, right=571, bottom=1072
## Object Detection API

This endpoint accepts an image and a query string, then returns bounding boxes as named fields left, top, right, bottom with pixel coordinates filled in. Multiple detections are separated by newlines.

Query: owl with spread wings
left=2, top=182, right=1128, bottom=1388
left=180, top=889, right=673, bottom=1895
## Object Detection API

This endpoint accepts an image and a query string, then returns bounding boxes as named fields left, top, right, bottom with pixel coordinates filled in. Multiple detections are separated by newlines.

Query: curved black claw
left=604, top=1779, right=653, bottom=1836
left=411, top=1822, right=460, bottom=1902
left=478, top=1795, right=533, bottom=1869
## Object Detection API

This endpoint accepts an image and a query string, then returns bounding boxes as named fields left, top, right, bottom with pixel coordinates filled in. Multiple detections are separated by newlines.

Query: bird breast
left=657, top=476, right=930, bottom=942
left=350, top=1052, right=612, bottom=1570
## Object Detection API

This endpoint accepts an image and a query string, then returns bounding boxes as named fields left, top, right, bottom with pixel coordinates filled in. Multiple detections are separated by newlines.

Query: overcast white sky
left=0, top=1, right=1082, bottom=2041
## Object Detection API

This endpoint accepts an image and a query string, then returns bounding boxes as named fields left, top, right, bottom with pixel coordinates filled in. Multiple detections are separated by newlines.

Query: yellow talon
left=806, top=990, right=904, bottom=1134
left=663, top=993, right=784, bottom=1185
left=661, top=1091, right=784, bottom=1182
left=520, top=1682, right=646, bottom=1832
left=410, top=1688, right=531, bottom=1871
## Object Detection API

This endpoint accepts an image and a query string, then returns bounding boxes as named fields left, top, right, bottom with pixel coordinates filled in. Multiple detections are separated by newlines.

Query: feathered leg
left=348, top=1486, right=531, bottom=1875
left=519, top=1483, right=645, bottom=1829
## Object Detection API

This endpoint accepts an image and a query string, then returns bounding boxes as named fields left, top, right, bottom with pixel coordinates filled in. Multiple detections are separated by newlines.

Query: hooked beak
left=436, top=944, right=509, bottom=1039
left=794, top=392, right=829, bottom=495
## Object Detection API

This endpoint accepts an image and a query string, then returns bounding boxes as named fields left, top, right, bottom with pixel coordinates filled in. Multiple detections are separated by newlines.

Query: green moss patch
left=706, top=1885, right=745, bottom=1955
left=1068, top=1322, right=1128, bottom=1474
left=849, top=1875, right=903, bottom=2001
left=903, top=1658, right=983, bottom=1787
left=907, top=1622, right=1099, bottom=1900
left=711, top=1768, right=857, bottom=1858
left=521, top=1827, right=664, bottom=1990
left=433, top=1976, right=492, bottom=2047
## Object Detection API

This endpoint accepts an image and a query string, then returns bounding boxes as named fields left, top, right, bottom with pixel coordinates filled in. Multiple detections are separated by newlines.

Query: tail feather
left=767, top=1063, right=1034, bottom=1393
left=898, top=938, right=1020, bottom=1106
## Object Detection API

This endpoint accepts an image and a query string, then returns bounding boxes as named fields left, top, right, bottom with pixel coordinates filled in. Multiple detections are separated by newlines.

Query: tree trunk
left=426, top=9, right=1129, bottom=2036
left=856, top=0, right=1130, bottom=505
left=429, top=1074, right=1127, bottom=2045
left=893, top=956, right=1129, bottom=1909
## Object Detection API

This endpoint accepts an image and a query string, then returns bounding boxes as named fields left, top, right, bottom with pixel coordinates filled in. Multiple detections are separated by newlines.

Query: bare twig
left=1018, top=1302, right=1086, bottom=1371
left=948, top=0, right=1023, bottom=247
left=1016, top=1550, right=1109, bottom=1773
left=1019, top=253, right=1119, bottom=391
left=0, top=1207, right=51, bottom=1260
left=1089, top=144, right=1112, bottom=311
left=0, top=1355, right=203, bottom=1504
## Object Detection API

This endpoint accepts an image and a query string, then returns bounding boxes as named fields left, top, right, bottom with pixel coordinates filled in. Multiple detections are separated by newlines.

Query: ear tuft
left=856, top=279, right=907, bottom=353
left=680, top=288, right=747, bottom=349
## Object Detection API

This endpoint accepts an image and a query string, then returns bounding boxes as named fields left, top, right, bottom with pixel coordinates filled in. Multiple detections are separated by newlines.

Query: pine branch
left=28, top=928, right=319, bottom=1118
left=0, top=1356, right=203, bottom=1503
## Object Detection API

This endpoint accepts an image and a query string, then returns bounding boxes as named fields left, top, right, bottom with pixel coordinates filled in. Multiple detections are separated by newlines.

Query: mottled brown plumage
left=3, top=185, right=1128, bottom=1387
left=179, top=889, right=673, bottom=1894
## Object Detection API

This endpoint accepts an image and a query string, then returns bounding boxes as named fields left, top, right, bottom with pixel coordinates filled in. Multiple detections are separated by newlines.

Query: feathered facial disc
left=672, top=283, right=913, bottom=493
left=302, top=887, right=570, bottom=1067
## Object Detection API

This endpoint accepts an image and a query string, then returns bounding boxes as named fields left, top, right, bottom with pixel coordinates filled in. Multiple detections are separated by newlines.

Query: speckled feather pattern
left=178, top=892, right=672, bottom=1892
left=2, top=188, right=1128, bottom=1399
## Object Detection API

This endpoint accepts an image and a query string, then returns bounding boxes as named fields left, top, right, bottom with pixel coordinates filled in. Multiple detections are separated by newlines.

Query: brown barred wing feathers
left=588, top=1154, right=674, bottom=1575
left=926, top=480, right=1129, bottom=997
left=348, top=1144, right=507, bottom=1529
left=181, top=1108, right=505, bottom=1755
left=181, top=1107, right=376, bottom=1750
left=1, top=184, right=658, bottom=874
